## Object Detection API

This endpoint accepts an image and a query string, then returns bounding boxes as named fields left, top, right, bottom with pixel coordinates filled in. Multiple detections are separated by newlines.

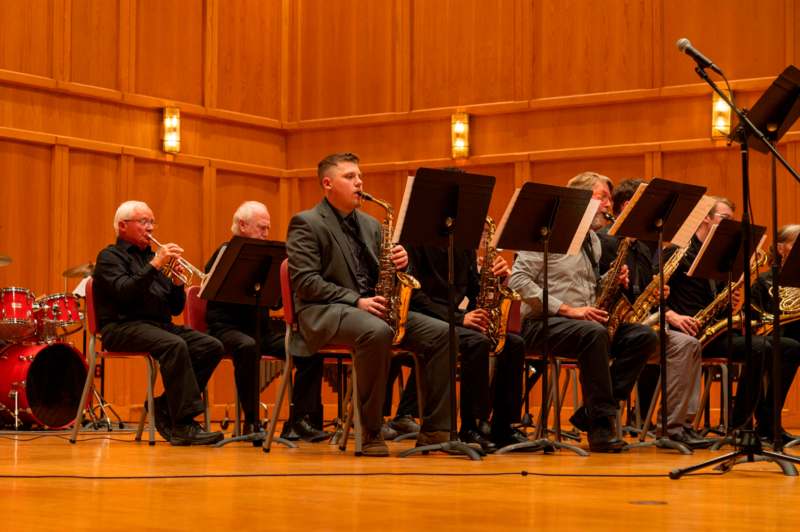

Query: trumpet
left=147, top=235, right=206, bottom=286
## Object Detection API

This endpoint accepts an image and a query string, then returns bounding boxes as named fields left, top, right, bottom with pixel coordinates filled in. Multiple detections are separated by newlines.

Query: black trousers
left=211, top=326, right=323, bottom=425
left=705, top=332, right=800, bottom=432
left=101, top=321, right=224, bottom=424
left=388, top=331, right=525, bottom=431
left=520, top=318, right=656, bottom=421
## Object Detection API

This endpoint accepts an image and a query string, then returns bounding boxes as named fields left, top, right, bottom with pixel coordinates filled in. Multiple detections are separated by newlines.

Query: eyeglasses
left=124, top=218, right=157, bottom=228
left=712, top=212, right=732, bottom=220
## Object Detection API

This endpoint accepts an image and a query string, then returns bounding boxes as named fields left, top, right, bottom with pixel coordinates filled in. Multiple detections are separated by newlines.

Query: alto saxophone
left=359, top=191, right=421, bottom=345
left=624, top=245, right=689, bottom=328
left=696, top=250, right=768, bottom=346
left=476, top=216, right=521, bottom=353
left=595, top=235, right=634, bottom=340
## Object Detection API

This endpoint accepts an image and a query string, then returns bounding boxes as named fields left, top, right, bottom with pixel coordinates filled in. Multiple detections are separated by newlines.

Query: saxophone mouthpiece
left=358, top=191, right=374, bottom=201
left=603, top=211, right=617, bottom=223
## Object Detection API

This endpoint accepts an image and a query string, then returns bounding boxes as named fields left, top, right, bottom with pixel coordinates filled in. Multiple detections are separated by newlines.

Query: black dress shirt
left=327, top=198, right=378, bottom=297
left=665, top=235, right=719, bottom=317
left=408, top=245, right=479, bottom=326
left=93, top=237, right=186, bottom=333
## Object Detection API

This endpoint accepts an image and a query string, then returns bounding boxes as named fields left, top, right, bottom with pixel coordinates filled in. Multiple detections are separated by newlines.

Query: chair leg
left=638, top=375, right=661, bottom=442
left=70, top=345, right=98, bottom=443
left=339, top=368, right=354, bottom=451
left=234, top=392, right=241, bottom=437
left=143, top=358, right=158, bottom=445
left=693, top=367, right=714, bottom=430
left=202, top=388, right=211, bottom=431
left=721, top=364, right=730, bottom=432
left=352, top=363, right=362, bottom=456
left=264, top=353, right=294, bottom=452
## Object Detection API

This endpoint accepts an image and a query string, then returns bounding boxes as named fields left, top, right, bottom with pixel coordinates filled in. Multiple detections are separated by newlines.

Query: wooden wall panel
left=662, top=0, right=787, bottom=87
left=69, top=0, right=120, bottom=90
left=217, top=0, right=282, bottom=119
left=214, top=172, right=282, bottom=243
left=128, top=160, right=204, bottom=269
left=293, top=0, right=400, bottom=120
left=531, top=155, right=646, bottom=188
left=532, top=0, right=654, bottom=98
left=0, top=0, right=54, bottom=78
left=191, top=120, right=286, bottom=168
left=411, top=0, right=519, bottom=109
left=0, top=141, right=53, bottom=297
left=65, top=151, right=122, bottom=270
left=135, top=0, right=205, bottom=104
left=297, top=178, right=323, bottom=214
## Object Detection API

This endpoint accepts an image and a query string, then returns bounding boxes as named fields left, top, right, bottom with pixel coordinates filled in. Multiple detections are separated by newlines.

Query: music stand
left=493, top=182, right=596, bottom=456
left=780, top=240, right=800, bottom=449
left=396, top=167, right=494, bottom=461
left=608, top=178, right=705, bottom=455
left=746, top=65, right=800, bottom=453
left=200, top=236, right=295, bottom=448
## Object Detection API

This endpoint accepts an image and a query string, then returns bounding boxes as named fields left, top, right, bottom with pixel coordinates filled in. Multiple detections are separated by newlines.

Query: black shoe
left=170, top=422, right=224, bottom=446
left=667, top=429, right=713, bottom=449
left=684, top=427, right=707, bottom=441
left=280, top=421, right=300, bottom=441
left=381, top=422, right=399, bottom=441
left=588, top=417, right=626, bottom=453
left=144, top=396, right=171, bottom=442
left=388, top=414, right=420, bottom=435
left=757, top=427, right=798, bottom=447
left=492, top=427, right=533, bottom=448
left=416, top=430, right=450, bottom=447
left=243, top=421, right=265, bottom=443
left=569, top=406, right=590, bottom=432
left=287, top=416, right=329, bottom=443
left=459, top=428, right=498, bottom=453
left=362, top=430, right=389, bottom=457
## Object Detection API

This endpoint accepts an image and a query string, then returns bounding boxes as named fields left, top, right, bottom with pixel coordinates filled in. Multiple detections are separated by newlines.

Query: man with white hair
left=93, top=200, right=225, bottom=445
left=205, top=201, right=328, bottom=442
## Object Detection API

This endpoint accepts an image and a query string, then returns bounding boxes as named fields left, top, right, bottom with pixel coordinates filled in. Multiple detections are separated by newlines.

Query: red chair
left=70, top=278, right=159, bottom=445
left=264, top=259, right=425, bottom=455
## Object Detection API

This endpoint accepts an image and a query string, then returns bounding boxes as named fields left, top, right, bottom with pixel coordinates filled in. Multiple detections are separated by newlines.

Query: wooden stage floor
left=2, top=430, right=799, bottom=531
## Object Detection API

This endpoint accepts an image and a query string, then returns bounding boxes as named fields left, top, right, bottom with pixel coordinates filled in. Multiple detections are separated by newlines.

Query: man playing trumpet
left=93, top=200, right=225, bottom=445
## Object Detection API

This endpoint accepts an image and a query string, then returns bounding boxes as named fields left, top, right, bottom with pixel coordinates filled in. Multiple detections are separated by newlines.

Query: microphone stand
left=670, top=66, right=800, bottom=478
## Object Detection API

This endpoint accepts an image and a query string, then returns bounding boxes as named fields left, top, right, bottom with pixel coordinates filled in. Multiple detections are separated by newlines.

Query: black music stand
left=200, top=236, right=295, bottom=449
left=669, top=222, right=800, bottom=477
left=746, top=65, right=800, bottom=453
left=493, top=182, right=595, bottom=456
left=396, top=167, right=494, bottom=461
left=610, top=178, right=706, bottom=455
left=780, top=241, right=800, bottom=449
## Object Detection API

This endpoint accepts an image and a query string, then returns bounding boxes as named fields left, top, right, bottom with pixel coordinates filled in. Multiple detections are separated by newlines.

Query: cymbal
left=63, top=262, right=94, bottom=278
left=0, top=255, right=10, bottom=267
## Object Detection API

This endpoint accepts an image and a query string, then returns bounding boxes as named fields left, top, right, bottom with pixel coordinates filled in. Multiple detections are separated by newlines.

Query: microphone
left=676, top=38, right=723, bottom=75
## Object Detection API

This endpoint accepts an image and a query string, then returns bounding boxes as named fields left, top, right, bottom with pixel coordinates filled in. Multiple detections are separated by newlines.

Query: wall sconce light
left=451, top=112, right=470, bottom=159
left=162, top=107, right=181, bottom=153
left=711, top=90, right=732, bottom=139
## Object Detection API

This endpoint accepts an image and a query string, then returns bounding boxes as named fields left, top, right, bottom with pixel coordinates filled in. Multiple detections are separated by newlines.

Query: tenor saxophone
left=595, top=235, right=634, bottom=340
left=623, top=245, right=689, bottom=329
left=476, top=216, right=521, bottom=353
left=359, top=191, right=421, bottom=345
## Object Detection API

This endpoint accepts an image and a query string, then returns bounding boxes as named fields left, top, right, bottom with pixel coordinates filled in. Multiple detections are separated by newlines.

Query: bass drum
left=0, top=342, right=87, bottom=429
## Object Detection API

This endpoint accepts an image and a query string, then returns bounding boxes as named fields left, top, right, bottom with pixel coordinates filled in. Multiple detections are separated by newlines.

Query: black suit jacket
left=286, top=199, right=382, bottom=355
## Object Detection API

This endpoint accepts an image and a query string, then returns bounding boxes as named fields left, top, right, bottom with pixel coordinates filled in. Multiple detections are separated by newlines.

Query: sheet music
left=671, top=195, right=716, bottom=248
left=72, top=276, right=90, bottom=298
left=687, top=222, right=718, bottom=278
left=392, top=175, right=415, bottom=243
left=490, top=187, right=521, bottom=249
left=567, top=198, right=601, bottom=256
left=608, top=182, right=647, bottom=236
left=199, top=243, right=227, bottom=299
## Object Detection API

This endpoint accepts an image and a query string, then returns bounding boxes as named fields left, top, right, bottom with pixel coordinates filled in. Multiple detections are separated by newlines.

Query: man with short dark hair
left=287, top=152, right=451, bottom=456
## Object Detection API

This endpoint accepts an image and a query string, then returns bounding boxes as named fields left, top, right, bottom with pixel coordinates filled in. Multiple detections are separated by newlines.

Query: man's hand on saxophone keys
left=616, top=264, right=630, bottom=290
left=358, top=295, right=388, bottom=318
left=463, top=309, right=491, bottom=334
left=390, top=244, right=408, bottom=270
left=558, top=304, right=609, bottom=323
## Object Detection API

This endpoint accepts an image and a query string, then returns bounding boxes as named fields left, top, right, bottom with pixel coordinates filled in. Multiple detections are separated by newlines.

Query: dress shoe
left=381, top=422, right=399, bottom=441
left=569, top=406, right=590, bottom=432
left=243, top=421, right=265, bottom=443
left=757, top=427, right=798, bottom=447
left=283, top=415, right=329, bottom=443
left=587, top=417, right=626, bottom=453
left=170, top=422, right=224, bottom=446
left=416, top=430, right=450, bottom=447
left=667, top=429, right=713, bottom=449
left=459, top=428, right=498, bottom=453
left=361, top=431, right=389, bottom=457
left=492, top=427, right=533, bottom=448
left=144, top=396, right=172, bottom=442
left=388, top=414, right=420, bottom=435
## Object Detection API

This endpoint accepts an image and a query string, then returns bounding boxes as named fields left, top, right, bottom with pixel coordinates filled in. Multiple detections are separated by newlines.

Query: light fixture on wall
left=711, top=90, right=732, bottom=139
left=162, top=107, right=181, bottom=153
left=451, top=112, right=470, bottom=159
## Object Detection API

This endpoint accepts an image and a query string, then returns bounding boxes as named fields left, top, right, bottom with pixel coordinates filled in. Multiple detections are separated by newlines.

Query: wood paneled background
left=1, top=0, right=799, bottom=424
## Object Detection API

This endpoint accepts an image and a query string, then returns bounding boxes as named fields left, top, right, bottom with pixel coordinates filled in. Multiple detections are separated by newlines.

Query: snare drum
left=0, top=287, right=37, bottom=341
left=0, top=342, right=88, bottom=428
left=35, top=293, right=84, bottom=341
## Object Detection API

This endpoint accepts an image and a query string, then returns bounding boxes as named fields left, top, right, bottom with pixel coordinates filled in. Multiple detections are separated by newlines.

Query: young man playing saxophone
left=286, top=152, right=451, bottom=456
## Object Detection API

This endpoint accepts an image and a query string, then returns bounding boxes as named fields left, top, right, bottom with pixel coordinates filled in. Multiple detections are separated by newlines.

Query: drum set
left=0, top=257, right=92, bottom=430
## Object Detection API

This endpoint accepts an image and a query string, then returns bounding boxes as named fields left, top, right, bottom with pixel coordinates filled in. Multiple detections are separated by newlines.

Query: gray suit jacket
left=286, top=199, right=382, bottom=356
